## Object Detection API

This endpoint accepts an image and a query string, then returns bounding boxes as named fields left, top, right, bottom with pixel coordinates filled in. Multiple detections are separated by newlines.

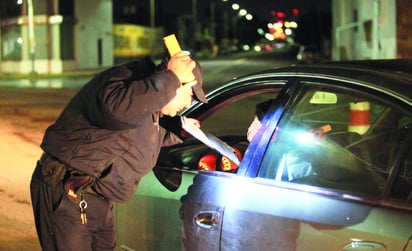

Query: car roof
left=247, top=59, right=412, bottom=104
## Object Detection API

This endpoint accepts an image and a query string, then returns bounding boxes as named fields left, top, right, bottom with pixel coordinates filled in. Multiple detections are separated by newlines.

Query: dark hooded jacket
left=40, top=57, right=183, bottom=202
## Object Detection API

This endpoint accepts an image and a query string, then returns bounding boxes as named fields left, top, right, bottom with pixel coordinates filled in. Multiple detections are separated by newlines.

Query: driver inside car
left=247, top=99, right=318, bottom=181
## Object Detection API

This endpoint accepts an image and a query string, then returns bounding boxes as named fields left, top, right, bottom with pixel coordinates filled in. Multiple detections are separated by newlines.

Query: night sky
left=161, top=0, right=331, bottom=21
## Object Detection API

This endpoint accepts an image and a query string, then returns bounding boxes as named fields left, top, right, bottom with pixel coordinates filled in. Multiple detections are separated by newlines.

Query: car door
left=219, top=80, right=412, bottom=250
left=114, top=81, right=284, bottom=251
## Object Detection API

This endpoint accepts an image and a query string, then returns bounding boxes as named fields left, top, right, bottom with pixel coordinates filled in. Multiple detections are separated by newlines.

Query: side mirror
left=153, top=166, right=182, bottom=192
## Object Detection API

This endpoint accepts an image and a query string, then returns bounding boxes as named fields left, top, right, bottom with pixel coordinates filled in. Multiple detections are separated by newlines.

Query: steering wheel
left=198, top=139, right=248, bottom=173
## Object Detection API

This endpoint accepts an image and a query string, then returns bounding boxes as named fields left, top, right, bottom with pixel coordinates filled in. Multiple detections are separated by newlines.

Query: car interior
left=153, top=89, right=279, bottom=191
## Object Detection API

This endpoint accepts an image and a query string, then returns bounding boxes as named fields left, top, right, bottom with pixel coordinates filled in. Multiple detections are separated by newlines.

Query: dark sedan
left=180, top=60, right=412, bottom=250
left=115, top=59, right=412, bottom=251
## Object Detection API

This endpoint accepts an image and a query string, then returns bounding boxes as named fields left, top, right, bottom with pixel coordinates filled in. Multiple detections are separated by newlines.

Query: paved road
left=0, top=49, right=297, bottom=91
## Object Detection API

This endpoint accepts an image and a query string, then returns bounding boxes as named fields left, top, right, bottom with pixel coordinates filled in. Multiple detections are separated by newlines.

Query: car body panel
left=115, top=171, right=196, bottom=251
left=182, top=172, right=412, bottom=250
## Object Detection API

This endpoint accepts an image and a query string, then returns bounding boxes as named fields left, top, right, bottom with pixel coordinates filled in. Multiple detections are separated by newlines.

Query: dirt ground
left=0, top=86, right=78, bottom=250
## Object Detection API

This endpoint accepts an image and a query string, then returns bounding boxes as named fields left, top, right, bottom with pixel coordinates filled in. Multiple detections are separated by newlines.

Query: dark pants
left=30, top=161, right=116, bottom=251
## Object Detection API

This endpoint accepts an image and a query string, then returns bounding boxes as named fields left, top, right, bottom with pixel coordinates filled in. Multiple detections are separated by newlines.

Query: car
left=296, top=44, right=321, bottom=64
left=115, top=60, right=412, bottom=250
left=180, top=59, right=412, bottom=250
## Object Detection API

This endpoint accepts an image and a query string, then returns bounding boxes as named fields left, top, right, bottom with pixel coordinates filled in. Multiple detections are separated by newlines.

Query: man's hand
left=168, top=51, right=196, bottom=84
left=183, top=117, right=200, bottom=128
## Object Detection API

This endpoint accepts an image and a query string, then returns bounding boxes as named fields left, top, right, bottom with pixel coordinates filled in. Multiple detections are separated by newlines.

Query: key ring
left=79, top=194, right=88, bottom=209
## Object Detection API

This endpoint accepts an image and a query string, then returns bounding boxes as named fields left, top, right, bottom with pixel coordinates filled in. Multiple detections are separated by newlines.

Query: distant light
left=245, top=14, right=253, bottom=20
left=49, top=15, right=63, bottom=24
left=239, top=9, right=247, bottom=16
left=257, top=28, right=265, bottom=35
left=285, top=21, right=298, bottom=28
left=242, top=44, right=250, bottom=51
left=273, top=22, right=283, bottom=29
left=17, top=0, right=23, bottom=5
left=285, top=28, right=292, bottom=35
left=275, top=43, right=283, bottom=49
left=277, top=11, right=285, bottom=18
left=293, top=8, right=299, bottom=16
left=17, top=37, right=23, bottom=44
left=265, top=33, right=275, bottom=41
left=232, top=3, right=239, bottom=11
left=254, top=45, right=261, bottom=52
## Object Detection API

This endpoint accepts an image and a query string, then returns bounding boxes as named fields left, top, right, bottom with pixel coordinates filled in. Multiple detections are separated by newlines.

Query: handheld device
left=163, top=34, right=196, bottom=86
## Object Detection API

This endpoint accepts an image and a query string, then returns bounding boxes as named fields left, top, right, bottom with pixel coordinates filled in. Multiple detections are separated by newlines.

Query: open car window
left=200, top=92, right=277, bottom=136
left=155, top=89, right=280, bottom=191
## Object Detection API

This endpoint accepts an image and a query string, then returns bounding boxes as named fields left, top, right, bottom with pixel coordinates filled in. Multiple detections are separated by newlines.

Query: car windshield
left=259, top=84, right=412, bottom=198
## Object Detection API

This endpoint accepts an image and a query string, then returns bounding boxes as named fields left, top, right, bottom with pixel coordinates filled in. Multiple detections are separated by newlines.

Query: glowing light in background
left=242, top=44, right=250, bottom=51
left=265, top=33, right=275, bottom=41
left=239, top=9, right=247, bottom=16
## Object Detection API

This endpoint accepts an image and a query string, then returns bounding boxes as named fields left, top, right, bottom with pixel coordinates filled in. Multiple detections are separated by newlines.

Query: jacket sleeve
left=83, top=62, right=181, bottom=130
left=161, top=128, right=184, bottom=147
left=159, top=115, right=182, bottom=137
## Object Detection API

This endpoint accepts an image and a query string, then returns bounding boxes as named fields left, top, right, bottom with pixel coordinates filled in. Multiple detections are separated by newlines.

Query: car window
left=201, top=92, right=277, bottom=136
left=258, top=84, right=411, bottom=197
left=390, top=128, right=412, bottom=202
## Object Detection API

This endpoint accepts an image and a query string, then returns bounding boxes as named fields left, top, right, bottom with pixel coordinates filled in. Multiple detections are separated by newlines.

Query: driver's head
left=247, top=99, right=275, bottom=142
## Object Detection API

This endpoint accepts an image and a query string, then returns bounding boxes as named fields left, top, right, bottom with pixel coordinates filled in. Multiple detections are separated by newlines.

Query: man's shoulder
left=123, top=57, right=156, bottom=70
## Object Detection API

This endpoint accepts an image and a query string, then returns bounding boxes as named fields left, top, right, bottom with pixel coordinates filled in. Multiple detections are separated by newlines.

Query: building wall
left=332, top=0, right=397, bottom=60
left=72, top=0, right=113, bottom=70
left=396, top=0, right=412, bottom=59
left=0, top=0, right=114, bottom=74
left=1, top=15, right=64, bottom=74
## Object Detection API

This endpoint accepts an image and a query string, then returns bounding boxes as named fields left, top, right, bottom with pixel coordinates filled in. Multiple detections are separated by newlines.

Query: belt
left=36, top=153, right=99, bottom=200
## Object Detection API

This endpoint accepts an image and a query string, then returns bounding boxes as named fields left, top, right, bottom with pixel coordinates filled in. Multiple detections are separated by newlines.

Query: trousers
left=30, top=160, right=116, bottom=251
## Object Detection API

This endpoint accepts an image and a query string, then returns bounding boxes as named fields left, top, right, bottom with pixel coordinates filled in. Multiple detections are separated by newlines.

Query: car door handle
left=194, top=211, right=221, bottom=230
left=342, top=240, right=386, bottom=250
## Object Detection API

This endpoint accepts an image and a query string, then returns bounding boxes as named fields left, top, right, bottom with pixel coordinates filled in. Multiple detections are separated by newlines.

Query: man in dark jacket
left=30, top=51, right=207, bottom=251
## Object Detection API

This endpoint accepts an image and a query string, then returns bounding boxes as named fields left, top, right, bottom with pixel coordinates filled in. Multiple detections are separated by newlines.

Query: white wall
left=74, top=0, right=113, bottom=69
left=332, top=0, right=396, bottom=60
